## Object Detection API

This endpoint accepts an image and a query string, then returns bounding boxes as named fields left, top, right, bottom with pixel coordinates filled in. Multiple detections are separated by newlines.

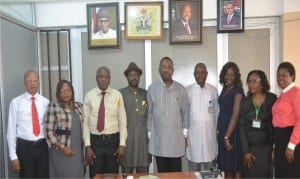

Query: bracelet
left=224, top=136, right=229, bottom=140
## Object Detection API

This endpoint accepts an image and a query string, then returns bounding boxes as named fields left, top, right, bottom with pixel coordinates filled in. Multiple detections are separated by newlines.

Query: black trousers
left=89, top=133, right=120, bottom=178
left=274, top=127, right=300, bottom=178
left=16, top=138, right=49, bottom=178
left=155, top=156, right=182, bottom=173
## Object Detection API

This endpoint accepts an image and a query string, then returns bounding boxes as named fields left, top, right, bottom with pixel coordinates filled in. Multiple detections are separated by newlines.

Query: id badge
left=252, top=119, right=261, bottom=128
left=208, top=107, right=214, bottom=113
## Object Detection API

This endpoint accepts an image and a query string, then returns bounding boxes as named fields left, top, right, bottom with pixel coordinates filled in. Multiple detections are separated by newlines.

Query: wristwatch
left=224, top=136, right=229, bottom=140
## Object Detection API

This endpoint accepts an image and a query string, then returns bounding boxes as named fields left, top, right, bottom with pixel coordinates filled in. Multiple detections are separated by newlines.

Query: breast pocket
left=106, top=98, right=119, bottom=118
left=18, top=107, right=31, bottom=122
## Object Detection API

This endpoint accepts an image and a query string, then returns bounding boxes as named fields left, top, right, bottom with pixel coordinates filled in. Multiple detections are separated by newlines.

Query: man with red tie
left=221, top=2, right=241, bottom=27
left=83, top=66, right=127, bottom=178
left=7, top=69, right=50, bottom=178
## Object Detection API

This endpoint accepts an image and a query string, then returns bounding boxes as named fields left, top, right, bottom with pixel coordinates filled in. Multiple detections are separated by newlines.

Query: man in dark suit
left=172, top=2, right=198, bottom=37
left=221, top=2, right=240, bottom=26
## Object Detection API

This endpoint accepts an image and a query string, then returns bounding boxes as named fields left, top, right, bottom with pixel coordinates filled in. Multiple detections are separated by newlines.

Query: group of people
left=6, top=58, right=300, bottom=178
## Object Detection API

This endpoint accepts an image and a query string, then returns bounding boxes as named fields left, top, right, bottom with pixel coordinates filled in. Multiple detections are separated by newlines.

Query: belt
left=55, top=129, right=71, bottom=136
left=17, top=138, right=46, bottom=146
left=91, top=133, right=119, bottom=140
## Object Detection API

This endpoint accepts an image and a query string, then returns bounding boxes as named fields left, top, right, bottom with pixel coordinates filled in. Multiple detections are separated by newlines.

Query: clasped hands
left=61, top=146, right=74, bottom=156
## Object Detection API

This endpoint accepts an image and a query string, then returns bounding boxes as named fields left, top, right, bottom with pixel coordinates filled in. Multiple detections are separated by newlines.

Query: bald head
left=194, top=63, right=208, bottom=88
left=96, top=66, right=111, bottom=91
left=24, top=69, right=39, bottom=95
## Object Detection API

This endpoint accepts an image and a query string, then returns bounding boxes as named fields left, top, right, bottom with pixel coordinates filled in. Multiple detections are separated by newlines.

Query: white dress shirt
left=92, top=28, right=117, bottom=39
left=6, top=92, right=49, bottom=160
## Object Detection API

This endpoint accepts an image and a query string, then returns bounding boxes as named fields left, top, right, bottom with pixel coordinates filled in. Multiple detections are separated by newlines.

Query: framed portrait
left=125, top=2, right=163, bottom=40
left=169, top=0, right=202, bottom=44
left=86, top=3, right=120, bottom=49
left=217, top=0, right=244, bottom=33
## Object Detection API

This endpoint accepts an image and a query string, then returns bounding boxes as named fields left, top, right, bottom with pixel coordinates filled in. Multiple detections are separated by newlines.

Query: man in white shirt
left=6, top=69, right=50, bottom=178
left=186, top=63, right=219, bottom=171
left=92, top=8, right=117, bottom=39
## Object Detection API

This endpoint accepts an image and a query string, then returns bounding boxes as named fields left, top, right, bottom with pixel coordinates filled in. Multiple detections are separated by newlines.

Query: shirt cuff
left=84, top=139, right=91, bottom=147
left=287, top=142, right=296, bottom=150
left=148, top=132, right=151, bottom=139
left=120, top=140, right=126, bottom=146
left=183, top=128, right=187, bottom=138
left=10, top=153, right=18, bottom=161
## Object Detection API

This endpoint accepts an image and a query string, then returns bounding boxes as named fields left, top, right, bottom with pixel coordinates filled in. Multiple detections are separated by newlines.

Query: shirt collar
left=180, top=19, right=188, bottom=25
left=129, top=86, right=139, bottom=93
left=282, top=82, right=295, bottom=93
left=25, top=92, right=39, bottom=100
left=196, top=83, right=206, bottom=89
left=160, top=79, right=173, bottom=89
left=97, top=86, right=112, bottom=95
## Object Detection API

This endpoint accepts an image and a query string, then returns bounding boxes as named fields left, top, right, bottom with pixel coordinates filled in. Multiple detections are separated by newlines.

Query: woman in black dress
left=239, top=70, right=277, bottom=178
left=217, top=62, right=244, bottom=178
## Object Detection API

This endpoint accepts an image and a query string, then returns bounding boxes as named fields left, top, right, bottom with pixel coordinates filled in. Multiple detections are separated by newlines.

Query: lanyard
left=252, top=95, right=265, bottom=120
left=254, top=104, right=261, bottom=120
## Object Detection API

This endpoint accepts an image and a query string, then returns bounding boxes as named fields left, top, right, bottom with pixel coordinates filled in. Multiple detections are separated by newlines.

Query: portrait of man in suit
left=221, top=2, right=241, bottom=28
left=170, top=1, right=201, bottom=43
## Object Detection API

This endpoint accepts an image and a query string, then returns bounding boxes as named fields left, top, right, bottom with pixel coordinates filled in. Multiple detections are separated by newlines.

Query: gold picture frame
left=87, top=3, right=120, bottom=49
left=125, top=2, right=163, bottom=40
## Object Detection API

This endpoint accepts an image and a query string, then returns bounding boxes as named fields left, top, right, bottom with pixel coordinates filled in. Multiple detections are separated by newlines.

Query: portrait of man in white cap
left=92, top=8, right=117, bottom=40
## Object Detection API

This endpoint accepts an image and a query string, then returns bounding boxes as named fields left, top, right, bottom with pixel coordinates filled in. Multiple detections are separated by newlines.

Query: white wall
left=284, top=0, right=300, bottom=13
left=0, top=3, right=35, bottom=25
left=35, top=0, right=284, bottom=27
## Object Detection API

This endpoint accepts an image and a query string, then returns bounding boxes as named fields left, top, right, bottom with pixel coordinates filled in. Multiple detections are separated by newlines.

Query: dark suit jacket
left=172, top=18, right=198, bottom=37
left=221, top=13, right=240, bottom=26
left=239, top=92, right=277, bottom=154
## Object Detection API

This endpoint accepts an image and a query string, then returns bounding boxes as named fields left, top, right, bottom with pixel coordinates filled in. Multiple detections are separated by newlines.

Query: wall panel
left=0, top=17, right=38, bottom=178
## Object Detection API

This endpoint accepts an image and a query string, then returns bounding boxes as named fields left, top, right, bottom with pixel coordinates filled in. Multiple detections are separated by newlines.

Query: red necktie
left=31, top=97, right=40, bottom=136
left=97, top=92, right=106, bottom=132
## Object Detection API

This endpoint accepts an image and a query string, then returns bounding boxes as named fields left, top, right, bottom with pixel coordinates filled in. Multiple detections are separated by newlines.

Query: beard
left=129, top=80, right=139, bottom=88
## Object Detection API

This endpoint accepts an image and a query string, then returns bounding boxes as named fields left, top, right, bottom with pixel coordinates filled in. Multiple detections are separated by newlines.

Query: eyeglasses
left=99, top=18, right=109, bottom=23
left=60, top=89, right=72, bottom=93
left=247, top=79, right=261, bottom=85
